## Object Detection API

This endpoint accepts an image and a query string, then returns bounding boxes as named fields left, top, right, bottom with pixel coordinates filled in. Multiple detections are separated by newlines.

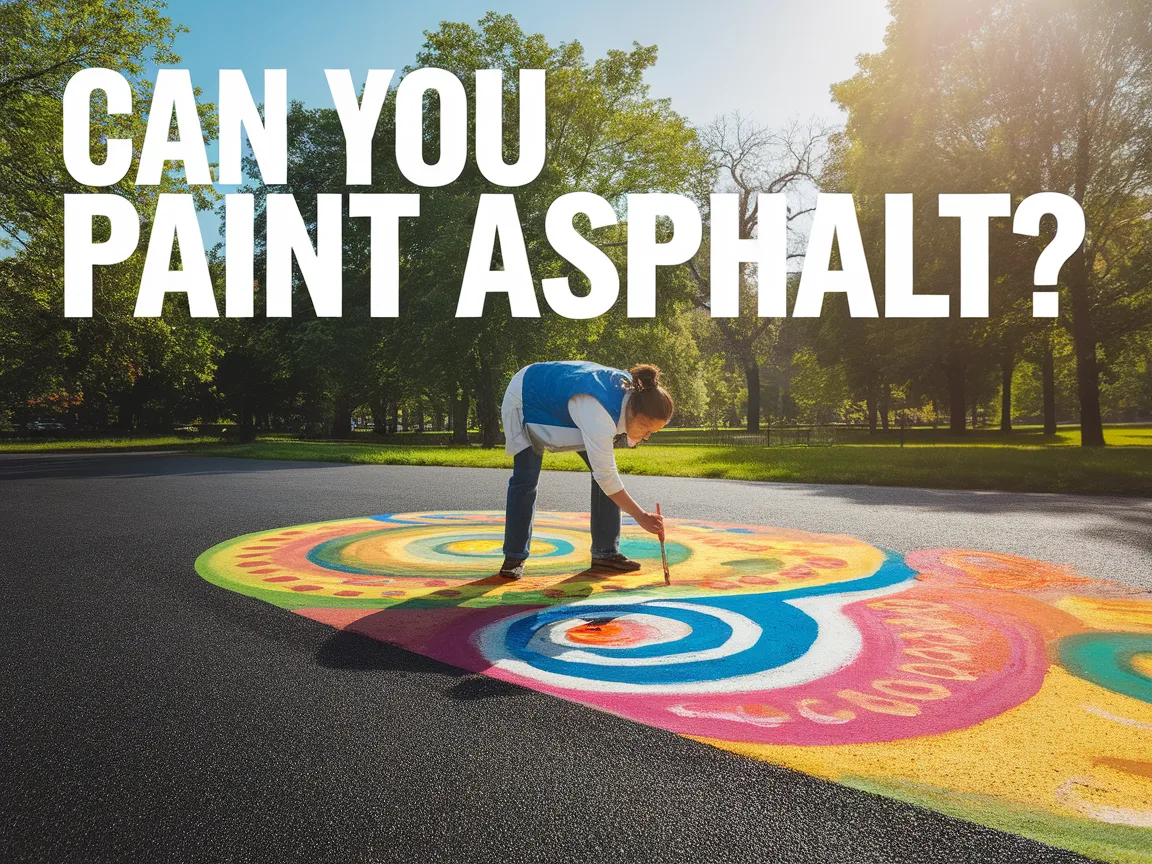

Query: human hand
left=635, top=511, right=664, bottom=537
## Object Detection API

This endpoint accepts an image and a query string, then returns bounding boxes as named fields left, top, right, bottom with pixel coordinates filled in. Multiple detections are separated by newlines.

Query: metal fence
left=678, top=426, right=841, bottom=447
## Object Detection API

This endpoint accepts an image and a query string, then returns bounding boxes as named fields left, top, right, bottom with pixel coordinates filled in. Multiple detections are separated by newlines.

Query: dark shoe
left=498, top=557, right=525, bottom=578
left=590, top=553, right=642, bottom=573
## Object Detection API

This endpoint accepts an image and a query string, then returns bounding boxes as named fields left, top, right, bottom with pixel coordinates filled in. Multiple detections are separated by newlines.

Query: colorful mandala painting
left=196, top=511, right=1152, bottom=863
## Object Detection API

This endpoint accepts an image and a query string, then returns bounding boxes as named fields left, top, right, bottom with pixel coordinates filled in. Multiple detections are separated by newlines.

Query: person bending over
left=498, top=360, right=673, bottom=578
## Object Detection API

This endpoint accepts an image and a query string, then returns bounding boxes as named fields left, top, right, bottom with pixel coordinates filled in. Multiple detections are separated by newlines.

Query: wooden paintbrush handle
left=656, top=503, right=670, bottom=584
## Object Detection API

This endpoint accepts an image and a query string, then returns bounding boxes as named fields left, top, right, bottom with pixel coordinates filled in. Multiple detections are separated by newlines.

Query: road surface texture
left=3, top=452, right=1149, bottom=863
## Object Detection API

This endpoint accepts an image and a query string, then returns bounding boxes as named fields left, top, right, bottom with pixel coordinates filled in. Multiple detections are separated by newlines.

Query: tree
left=687, top=114, right=829, bottom=431
left=832, top=0, right=1152, bottom=445
left=400, top=13, right=707, bottom=445
left=0, top=0, right=218, bottom=430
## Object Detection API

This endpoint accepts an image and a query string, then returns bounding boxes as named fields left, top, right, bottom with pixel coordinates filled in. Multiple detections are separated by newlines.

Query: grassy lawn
left=3, top=426, right=1149, bottom=495
left=0, top=435, right=226, bottom=453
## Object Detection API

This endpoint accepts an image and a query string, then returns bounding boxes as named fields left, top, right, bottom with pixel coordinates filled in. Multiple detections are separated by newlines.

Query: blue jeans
left=502, top=446, right=621, bottom=560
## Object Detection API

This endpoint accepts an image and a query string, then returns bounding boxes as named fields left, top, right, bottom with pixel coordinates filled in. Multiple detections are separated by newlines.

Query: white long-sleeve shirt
left=502, top=366, right=631, bottom=496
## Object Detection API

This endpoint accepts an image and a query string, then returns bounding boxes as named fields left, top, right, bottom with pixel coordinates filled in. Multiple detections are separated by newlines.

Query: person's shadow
left=312, top=564, right=639, bottom=698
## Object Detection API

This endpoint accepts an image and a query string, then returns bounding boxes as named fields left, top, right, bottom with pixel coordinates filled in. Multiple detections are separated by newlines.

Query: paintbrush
left=657, top=503, right=670, bottom=585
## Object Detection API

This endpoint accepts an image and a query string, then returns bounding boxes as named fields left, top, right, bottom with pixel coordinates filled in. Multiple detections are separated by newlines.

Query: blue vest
left=522, top=361, right=631, bottom=429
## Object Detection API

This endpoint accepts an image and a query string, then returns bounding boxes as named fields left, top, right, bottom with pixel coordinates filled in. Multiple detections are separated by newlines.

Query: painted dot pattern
left=196, top=512, right=1152, bottom=861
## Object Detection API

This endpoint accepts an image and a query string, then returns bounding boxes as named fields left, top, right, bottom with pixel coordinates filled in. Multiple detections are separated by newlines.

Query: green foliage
left=829, top=0, right=1152, bottom=441
left=0, top=0, right=218, bottom=428
left=2, top=5, right=1150, bottom=450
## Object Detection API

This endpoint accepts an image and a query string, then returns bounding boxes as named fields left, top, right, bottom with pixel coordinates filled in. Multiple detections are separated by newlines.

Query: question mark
left=1012, top=193, right=1085, bottom=318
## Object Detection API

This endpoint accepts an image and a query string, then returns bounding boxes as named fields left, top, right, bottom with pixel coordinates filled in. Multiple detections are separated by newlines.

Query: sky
left=163, top=0, right=890, bottom=134
left=158, top=0, right=893, bottom=238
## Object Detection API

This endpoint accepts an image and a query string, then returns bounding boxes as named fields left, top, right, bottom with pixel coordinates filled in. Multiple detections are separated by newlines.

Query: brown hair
left=626, top=364, right=674, bottom=422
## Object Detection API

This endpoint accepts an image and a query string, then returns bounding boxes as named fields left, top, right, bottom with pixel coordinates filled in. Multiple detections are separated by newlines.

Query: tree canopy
left=1, top=4, right=1150, bottom=442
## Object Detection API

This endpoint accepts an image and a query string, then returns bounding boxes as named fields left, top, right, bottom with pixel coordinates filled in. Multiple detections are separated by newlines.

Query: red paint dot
left=805, top=556, right=847, bottom=569
left=424, top=580, right=449, bottom=587
left=263, top=575, right=299, bottom=582
left=237, top=561, right=272, bottom=568
left=250, top=568, right=278, bottom=575
left=290, top=585, right=323, bottom=592
left=431, top=589, right=462, bottom=598
left=333, top=590, right=363, bottom=597
left=780, top=565, right=817, bottom=579
left=699, top=580, right=738, bottom=590
left=381, top=590, right=405, bottom=597
left=740, top=575, right=778, bottom=585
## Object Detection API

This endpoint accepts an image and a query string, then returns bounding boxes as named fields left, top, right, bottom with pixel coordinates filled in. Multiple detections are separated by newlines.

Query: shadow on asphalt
left=1078, top=510, right=1152, bottom=554
left=776, top=482, right=1152, bottom=555
left=315, top=628, right=528, bottom=701
left=0, top=452, right=353, bottom=480
left=444, top=675, right=527, bottom=700
left=315, top=628, right=457, bottom=674
left=715, top=476, right=1152, bottom=513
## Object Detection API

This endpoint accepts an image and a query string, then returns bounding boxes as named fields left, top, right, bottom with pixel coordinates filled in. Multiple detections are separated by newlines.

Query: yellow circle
left=1131, top=652, right=1152, bottom=679
left=439, top=538, right=559, bottom=556
left=444, top=539, right=504, bottom=554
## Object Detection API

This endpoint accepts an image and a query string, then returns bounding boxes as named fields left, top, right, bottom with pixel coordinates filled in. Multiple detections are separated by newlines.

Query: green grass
left=0, top=435, right=226, bottom=453
left=196, top=436, right=1151, bottom=495
left=4, top=426, right=1150, bottom=495
left=655, top=423, right=1152, bottom=448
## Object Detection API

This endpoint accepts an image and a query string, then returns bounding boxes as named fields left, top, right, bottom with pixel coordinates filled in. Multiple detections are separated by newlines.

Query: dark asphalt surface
left=5, top=452, right=1141, bottom=863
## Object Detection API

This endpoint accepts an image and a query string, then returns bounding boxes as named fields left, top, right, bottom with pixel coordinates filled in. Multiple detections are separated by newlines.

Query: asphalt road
left=4, top=451, right=1148, bottom=863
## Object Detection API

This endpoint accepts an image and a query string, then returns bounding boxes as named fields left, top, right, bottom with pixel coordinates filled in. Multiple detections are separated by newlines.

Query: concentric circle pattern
left=195, top=510, right=880, bottom=607
left=197, top=511, right=1152, bottom=860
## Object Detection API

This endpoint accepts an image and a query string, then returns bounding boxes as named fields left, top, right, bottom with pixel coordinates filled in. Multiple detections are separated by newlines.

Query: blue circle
left=503, top=597, right=818, bottom=686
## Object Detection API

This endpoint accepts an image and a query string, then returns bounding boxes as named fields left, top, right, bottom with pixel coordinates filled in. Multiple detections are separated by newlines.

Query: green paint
left=721, top=557, right=784, bottom=575
left=845, top=777, right=1152, bottom=864
left=1059, top=632, right=1152, bottom=705
left=620, top=536, right=691, bottom=565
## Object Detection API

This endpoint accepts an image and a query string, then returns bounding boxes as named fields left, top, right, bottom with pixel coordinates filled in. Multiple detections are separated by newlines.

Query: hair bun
left=625, top=363, right=674, bottom=422
left=629, top=363, right=661, bottom=392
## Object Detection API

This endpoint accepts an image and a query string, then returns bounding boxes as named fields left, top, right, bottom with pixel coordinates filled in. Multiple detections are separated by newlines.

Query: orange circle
left=566, top=620, right=662, bottom=646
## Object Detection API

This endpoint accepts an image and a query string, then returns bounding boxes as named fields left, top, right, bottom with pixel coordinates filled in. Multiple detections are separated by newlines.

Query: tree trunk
left=477, top=351, right=498, bottom=448
left=744, top=361, right=760, bottom=432
left=238, top=392, right=255, bottom=443
left=1000, top=348, right=1013, bottom=434
left=1042, top=337, right=1057, bottom=436
left=330, top=397, right=353, bottom=439
left=1068, top=255, right=1105, bottom=445
left=776, top=363, right=794, bottom=423
left=1069, top=109, right=1105, bottom=446
left=971, top=399, right=978, bottom=430
left=945, top=359, right=967, bottom=434
left=880, top=383, right=891, bottom=431
left=371, top=400, right=388, bottom=435
left=867, top=393, right=877, bottom=434
left=116, top=390, right=137, bottom=433
left=451, top=388, right=470, bottom=444
left=781, top=376, right=794, bottom=423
